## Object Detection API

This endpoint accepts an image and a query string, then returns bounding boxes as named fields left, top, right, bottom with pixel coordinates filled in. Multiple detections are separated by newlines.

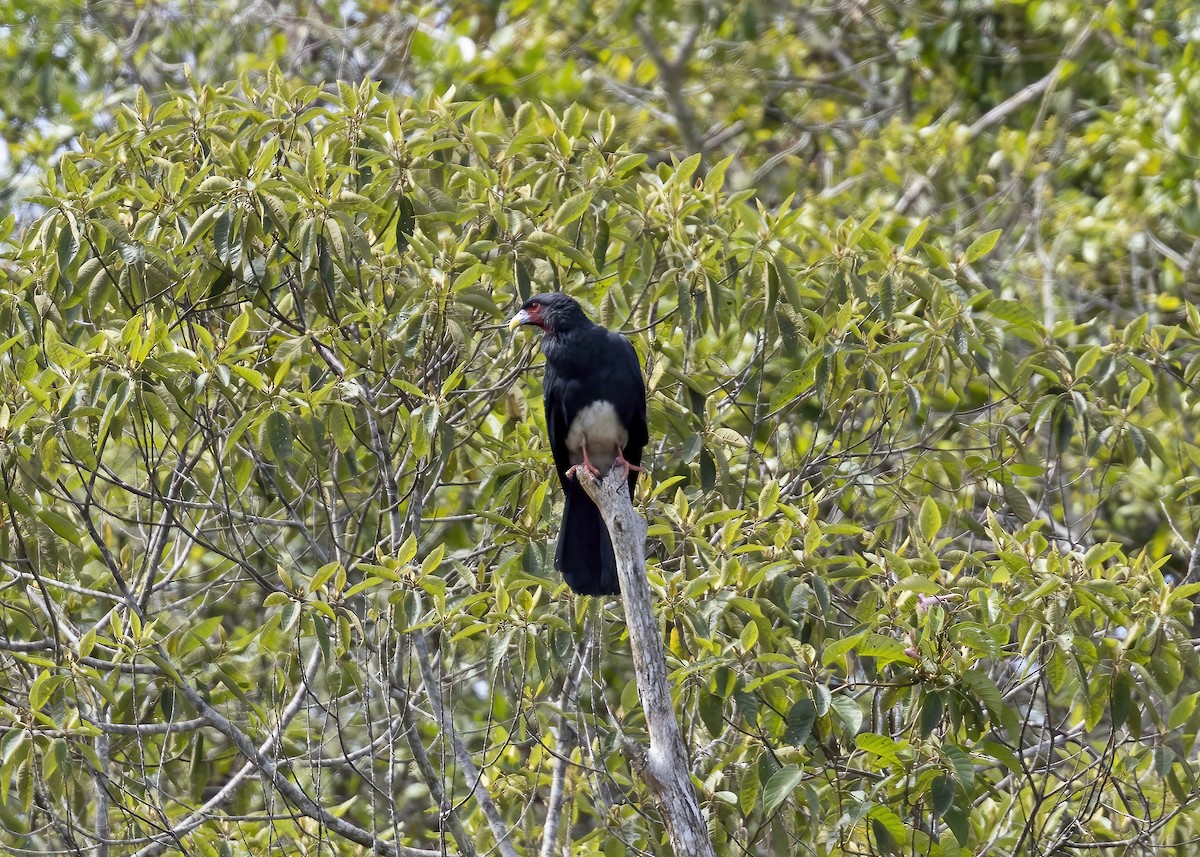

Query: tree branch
left=1186, top=524, right=1200, bottom=586
left=412, top=632, right=520, bottom=857
left=633, top=18, right=705, bottom=157
left=538, top=625, right=594, bottom=857
left=965, top=22, right=1094, bottom=142
left=130, top=647, right=322, bottom=856
left=391, top=641, right=479, bottom=857
left=73, top=498, right=435, bottom=857
left=166, top=652, right=443, bottom=857
left=574, top=468, right=714, bottom=857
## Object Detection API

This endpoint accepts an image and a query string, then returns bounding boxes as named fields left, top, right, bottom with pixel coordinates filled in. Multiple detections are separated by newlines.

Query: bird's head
left=508, top=292, right=589, bottom=336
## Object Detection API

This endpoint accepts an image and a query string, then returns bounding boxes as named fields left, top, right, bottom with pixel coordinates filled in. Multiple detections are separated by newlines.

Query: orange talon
left=568, top=442, right=603, bottom=480
left=614, top=445, right=644, bottom=481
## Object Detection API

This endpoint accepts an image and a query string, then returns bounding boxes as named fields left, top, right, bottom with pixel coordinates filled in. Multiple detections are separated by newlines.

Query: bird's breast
left=565, top=400, right=628, bottom=473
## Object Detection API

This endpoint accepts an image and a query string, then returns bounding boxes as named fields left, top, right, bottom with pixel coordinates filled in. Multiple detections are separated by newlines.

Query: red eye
left=529, top=301, right=540, bottom=310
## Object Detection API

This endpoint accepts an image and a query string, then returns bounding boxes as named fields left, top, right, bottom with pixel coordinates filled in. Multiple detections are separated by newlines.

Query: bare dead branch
left=574, top=467, right=715, bottom=857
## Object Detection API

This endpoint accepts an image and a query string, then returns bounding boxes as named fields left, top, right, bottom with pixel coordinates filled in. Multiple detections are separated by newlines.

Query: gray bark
left=575, top=468, right=715, bottom=857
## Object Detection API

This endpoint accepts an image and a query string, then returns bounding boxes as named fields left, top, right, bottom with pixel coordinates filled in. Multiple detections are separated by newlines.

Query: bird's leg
left=579, top=442, right=603, bottom=477
left=613, top=445, right=644, bottom=481
left=567, top=442, right=604, bottom=480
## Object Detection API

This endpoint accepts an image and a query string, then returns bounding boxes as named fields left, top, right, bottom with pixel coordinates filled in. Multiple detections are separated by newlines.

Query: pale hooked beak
left=508, top=309, right=530, bottom=331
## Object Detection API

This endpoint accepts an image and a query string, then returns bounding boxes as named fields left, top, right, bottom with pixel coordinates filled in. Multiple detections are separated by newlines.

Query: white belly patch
left=566, top=401, right=628, bottom=473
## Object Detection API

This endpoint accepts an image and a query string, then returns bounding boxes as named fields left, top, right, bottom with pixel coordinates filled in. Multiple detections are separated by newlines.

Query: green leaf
left=857, top=634, right=915, bottom=665
left=423, top=401, right=441, bottom=444
left=856, top=732, right=905, bottom=763
left=812, top=683, right=831, bottom=717
left=227, top=309, right=251, bottom=346
left=396, top=534, right=418, bottom=566
left=98, top=378, right=132, bottom=444
left=395, top=192, right=415, bottom=251
left=903, top=217, right=929, bottom=254
left=783, top=698, right=816, bottom=746
left=762, top=764, right=802, bottom=816
left=738, top=752, right=761, bottom=814
left=961, top=669, right=1004, bottom=718
left=183, top=205, right=222, bottom=250
left=1075, top=345, right=1103, bottom=377
left=821, top=630, right=867, bottom=667
left=943, top=745, right=975, bottom=791
left=924, top=242, right=950, bottom=269
left=261, top=410, right=294, bottom=462
left=280, top=600, right=301, bottom=632
left=739, top=619, right=759, bottom=652
left=670, top=153, right=702, bottom=185
left=699, top=691, right=725, bottom=738
left=943, top=806, right=970, bottom=850
left=964, top=229, right=1001, bottom=263
left=29, top=671, right=66, bottom=711
left=830, top=696, right=863, bottom=736
left=552, top=190, right=593, bottom=228
left=1168, top=693, right=1198, bottom=730
left=56, top=221, right=79, bottom=272
left=931, top=773, right=955, bottom=817
left=612, top=153, right=647, bottom=176
left=1003, top=484, right=1033, bottom=522
left=328, top=403, right=355, bottom=453
left=309, top=561, right=340, bottom=593
left=1111, top=669, right=1133, bottom=730
left=869, top=805, right=907, bottom=849
left=1083, top=542, right=1122, bottom=568
left=36, top=509, right=81, bottom=546
left=735, top=685, right=759, bottom=727
left=771, top=259, right=806, bottom=312
left=989, top=299, right=1038, bottom=328
left=421, top=543, right=446, bottom=578
left=197, top=175, right=232, bottom=194
left=700, top=447, right=716, bottom=492
left=77, top=628, right=96, bottom=660
left=918, top=495, right=941, bottom=542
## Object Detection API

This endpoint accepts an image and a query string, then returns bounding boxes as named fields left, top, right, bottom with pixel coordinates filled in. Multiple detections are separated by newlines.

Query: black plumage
left=510, top=293, right=648, bottom=595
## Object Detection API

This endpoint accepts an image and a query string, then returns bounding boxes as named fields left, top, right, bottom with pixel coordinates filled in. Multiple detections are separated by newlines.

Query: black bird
left=510, top=293, right=648, bottom=595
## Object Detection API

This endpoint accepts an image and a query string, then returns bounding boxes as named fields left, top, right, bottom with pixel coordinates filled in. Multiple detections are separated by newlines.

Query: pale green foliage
left=2, top=2, right=1200, bottom=856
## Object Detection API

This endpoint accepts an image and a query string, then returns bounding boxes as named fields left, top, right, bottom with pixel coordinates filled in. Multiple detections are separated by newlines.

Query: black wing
left=608, top=333, right=647, bottom=498
left=542, top=360, right=573, bottom=485
left=612, top=333, right=648, bottom=462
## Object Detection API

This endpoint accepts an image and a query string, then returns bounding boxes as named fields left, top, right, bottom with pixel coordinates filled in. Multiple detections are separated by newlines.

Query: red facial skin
left=522, top=300, right=546, bottom=330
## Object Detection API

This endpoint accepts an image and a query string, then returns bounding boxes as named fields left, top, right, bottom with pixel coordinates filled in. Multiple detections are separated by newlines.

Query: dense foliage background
left=3, top=1, right=1200, bottom=854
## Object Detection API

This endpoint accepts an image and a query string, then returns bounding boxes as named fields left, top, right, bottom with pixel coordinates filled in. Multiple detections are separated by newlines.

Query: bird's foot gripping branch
left=565, top=462, right=603, bottom=480
left=567, top=444, right=644, bottom=483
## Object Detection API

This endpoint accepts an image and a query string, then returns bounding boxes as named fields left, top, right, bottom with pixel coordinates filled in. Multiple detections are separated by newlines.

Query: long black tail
left=556, top=480, right=619, bottom=595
